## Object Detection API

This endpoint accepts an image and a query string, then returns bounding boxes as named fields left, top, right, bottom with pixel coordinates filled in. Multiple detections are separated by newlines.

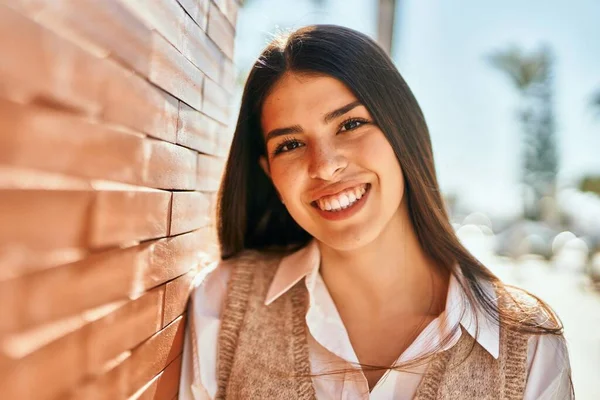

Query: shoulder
left=497, top=285, right=562, bottom=332
left=189, top=259, right=232, bottom=319
left=494, top=286, right=572, bottom=398
left=524, top=333, right=572, bottom=399
left=500, top=286, right=570, bottom=371
left=527, top=332, right=570, bottom=367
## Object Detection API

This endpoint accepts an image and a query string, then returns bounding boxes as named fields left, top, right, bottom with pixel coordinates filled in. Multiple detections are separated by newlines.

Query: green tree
left=488, top=46, right=559, bottom=221
left=591, top=89, right=600, bottom=118
left=580, top=175, right=600, bottom=195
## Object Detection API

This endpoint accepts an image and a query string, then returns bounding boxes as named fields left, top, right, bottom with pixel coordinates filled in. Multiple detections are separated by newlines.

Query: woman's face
left=260, top=72, right=405, bottom=251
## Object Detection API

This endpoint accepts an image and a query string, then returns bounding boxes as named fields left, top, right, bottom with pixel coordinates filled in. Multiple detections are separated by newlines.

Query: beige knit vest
left=207, top=250, right=530, bottom=399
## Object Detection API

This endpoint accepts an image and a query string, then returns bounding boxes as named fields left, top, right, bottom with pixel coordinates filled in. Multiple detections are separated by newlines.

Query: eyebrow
left=264, top=100, right=363, bottom=144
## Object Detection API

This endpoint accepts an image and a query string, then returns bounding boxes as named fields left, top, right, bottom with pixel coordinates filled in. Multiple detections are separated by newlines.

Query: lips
left=311, top=183, right=371, bottom=221
left=310, top=181, right=369, bottom=201
left=314, top=183, right=368, bottom=211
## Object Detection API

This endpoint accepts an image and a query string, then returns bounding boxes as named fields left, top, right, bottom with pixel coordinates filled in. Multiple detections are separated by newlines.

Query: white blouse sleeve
left=523, top=333, right=573, bottom=400
left=179, top=262, right=232, bottom=400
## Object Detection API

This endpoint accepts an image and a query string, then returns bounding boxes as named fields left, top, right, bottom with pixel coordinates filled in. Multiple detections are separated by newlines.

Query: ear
left=259, top=155, right=271, bottom=179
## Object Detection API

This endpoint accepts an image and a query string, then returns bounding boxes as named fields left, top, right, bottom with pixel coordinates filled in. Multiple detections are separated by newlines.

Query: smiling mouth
left=311, top=183, right=371, bottom=212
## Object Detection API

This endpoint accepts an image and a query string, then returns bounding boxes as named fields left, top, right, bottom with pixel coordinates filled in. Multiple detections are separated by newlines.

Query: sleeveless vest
left=193, top=250, right=530, bottom=399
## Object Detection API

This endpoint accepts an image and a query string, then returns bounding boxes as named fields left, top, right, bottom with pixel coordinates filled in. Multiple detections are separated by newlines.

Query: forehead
left=261, top=73, right=357, bottom=130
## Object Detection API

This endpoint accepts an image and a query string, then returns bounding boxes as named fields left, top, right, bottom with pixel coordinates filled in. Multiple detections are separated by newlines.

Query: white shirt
left=179, top=241, right=572, bottom=399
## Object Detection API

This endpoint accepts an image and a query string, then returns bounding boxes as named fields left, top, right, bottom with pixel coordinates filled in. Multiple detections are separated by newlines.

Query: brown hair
left=217, top=24, right=570, bottom=389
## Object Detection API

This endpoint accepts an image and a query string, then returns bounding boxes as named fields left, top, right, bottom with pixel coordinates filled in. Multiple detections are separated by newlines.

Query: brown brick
left=103, top=63, right=179, bottom=143
left=181, top=15, right=222, bottom=82
left=213, top=0, right=239, bottom=28
left=141, top=229, right=209, bottom=290
left=170, top=191, right=212, bottom=235
left=0, top=166, right=93, bottom=190
left=0, top=1, right=235, bottom=398
left=127, top=316, right=185, bottom=395
left=3, top=1, right=44, bottom=16
left=197, top=153, right=225, bottom=191
left=177, top=0, right=209, bottom=30
left=144, top=140, right=198, bottom=190
left=0, top=275, right=23, bottom=335
left=0, top=302, right=134, bottom=399
left=220, top=58, right=236, bottom=94
left=202, top=76, right=230, bottom=123
left=0, top=247, right=137, bottom=334
left=205, top=192, right=219, bottom=225
left=150, top=32, right=204, bottom=110
left=27, top=0, right=153, bottom=76
left=0, top=247, right=88, bottom=283
left=89, top=187, right=171, bottom=248
left=85, top=287, right=164, bottom=376
left=0, top=6, right=105, bottom=115
left=0, top=229, right=213, bottom=334
left=162, top=271, right=196, bottom=327
left=67, top=317, right=184, bottom=400
left=0, top=319, right=88, bottom=400
left=176, top=102, right=223, bottom=155
left=119, top=0, right=186, bottom=52
left=0, top=99, right=147, bottom=185
left=216, top=128, right=234, bottom=157
left=189, top=225, right=219, bottom=260
left=0, top=6, right=48, bottom=98
left=207, top=1, right=234, bottom=59
left=0, top=189, right=92, bottom=255
left=62, top=351, right=131, bottom=400
left=131, top=354, right=182, bottom=400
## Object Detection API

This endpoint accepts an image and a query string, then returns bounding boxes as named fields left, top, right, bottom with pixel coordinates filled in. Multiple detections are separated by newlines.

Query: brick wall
left=0, top=0, right=239, bottom=398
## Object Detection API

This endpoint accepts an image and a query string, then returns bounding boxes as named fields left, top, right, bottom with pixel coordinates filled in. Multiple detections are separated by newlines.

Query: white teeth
left=339, top=194, right=350, bottom=208
left=315, top=184, right=369, bottom=212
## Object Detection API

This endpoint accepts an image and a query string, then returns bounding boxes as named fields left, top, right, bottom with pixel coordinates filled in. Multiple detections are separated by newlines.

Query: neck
left=318, top=202, right=448, bottom=318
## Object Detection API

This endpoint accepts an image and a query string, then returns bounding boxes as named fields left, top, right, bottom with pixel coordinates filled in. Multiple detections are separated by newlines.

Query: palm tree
left=488, top=46, right=559, bottom=222
left=377, top=0, right=398, bottom=56
left=591, top=89, right=600, bottom=118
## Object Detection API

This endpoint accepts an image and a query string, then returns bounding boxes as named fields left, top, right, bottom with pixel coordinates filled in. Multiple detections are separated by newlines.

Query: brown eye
left=339, top=118, right=369, bottom=132
left=274, top=138, right=303, bottom=155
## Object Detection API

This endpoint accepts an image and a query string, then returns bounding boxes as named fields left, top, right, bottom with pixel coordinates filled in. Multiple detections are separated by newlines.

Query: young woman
left=179, top=25, right=572, bottom=399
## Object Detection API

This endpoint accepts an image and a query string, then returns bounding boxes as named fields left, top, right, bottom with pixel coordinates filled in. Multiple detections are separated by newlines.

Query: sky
left=233, top=0, right=600, bottom=219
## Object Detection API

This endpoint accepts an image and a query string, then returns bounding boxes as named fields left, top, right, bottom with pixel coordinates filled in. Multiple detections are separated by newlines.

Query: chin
left=312, top=223, right=382, bottom=252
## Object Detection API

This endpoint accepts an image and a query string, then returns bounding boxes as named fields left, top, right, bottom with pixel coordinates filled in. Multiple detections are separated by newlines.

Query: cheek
left=357, top=130, right=401, bottom=173
left=360, top=131, right=404, bottom=194
left=269, top=161, right=304, bottom=201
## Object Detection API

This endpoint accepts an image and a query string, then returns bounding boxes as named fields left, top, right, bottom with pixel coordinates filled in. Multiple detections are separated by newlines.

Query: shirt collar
left=264, top=240, right=320, bottom=306
left=264, top=240, right=500, bottom=359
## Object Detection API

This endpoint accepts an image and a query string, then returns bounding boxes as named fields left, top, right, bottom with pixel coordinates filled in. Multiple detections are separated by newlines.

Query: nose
left=307, top=142, right=348, bottom=181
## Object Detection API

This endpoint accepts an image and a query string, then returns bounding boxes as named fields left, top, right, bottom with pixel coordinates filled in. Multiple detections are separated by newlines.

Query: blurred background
left=231, top=0, right=600, bottom=398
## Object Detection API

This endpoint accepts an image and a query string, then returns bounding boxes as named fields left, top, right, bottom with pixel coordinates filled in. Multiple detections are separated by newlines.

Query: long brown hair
left=217, top=24, right=569, bottom=388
